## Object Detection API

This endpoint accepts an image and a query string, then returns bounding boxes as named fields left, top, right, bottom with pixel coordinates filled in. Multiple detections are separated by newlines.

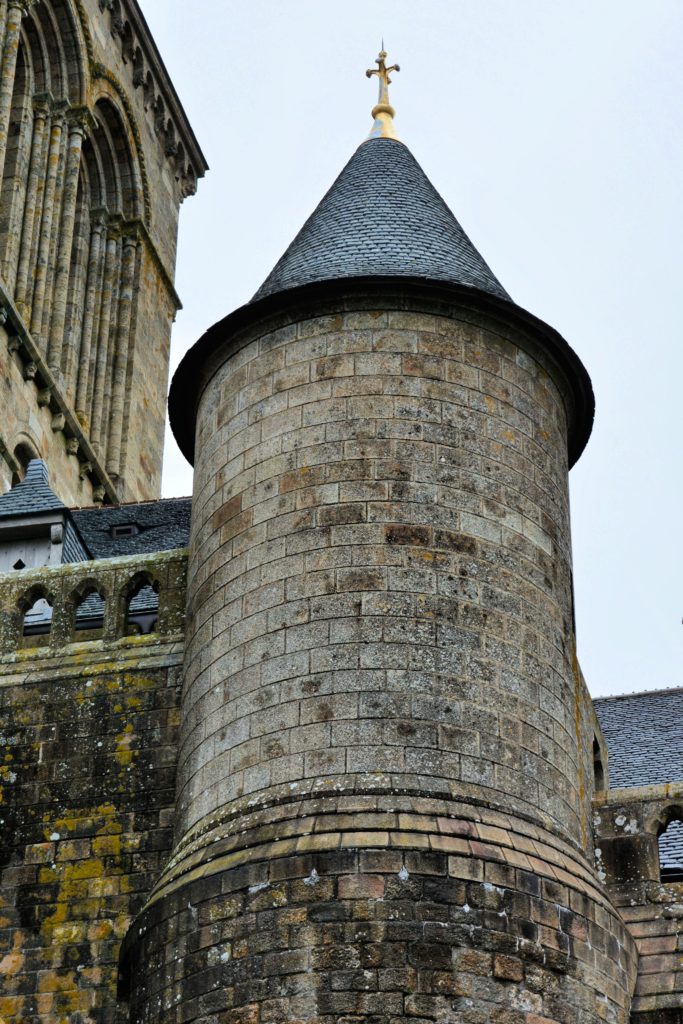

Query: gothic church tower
left=123, top=53, right=637, bottom=1023
left=0, top=0, right=206, bottom=505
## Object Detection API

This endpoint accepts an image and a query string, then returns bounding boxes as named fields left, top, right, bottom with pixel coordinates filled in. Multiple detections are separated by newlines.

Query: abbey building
left=0, top=6, right=680, bottom=1023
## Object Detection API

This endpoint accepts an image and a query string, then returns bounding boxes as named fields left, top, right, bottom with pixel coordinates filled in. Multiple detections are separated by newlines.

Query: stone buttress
left=121, top=56, right=638, bottom=1024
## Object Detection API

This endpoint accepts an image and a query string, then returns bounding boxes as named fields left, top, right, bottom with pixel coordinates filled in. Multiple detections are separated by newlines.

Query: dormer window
left=110, top=523, right=139, bottom=538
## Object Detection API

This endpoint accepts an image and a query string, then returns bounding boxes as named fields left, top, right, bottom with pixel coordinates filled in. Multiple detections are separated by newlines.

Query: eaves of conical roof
left=253, top=136, right=510, bottom=305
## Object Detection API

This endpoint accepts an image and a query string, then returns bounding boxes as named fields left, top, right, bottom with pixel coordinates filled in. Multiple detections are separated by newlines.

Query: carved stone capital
left=106, top=214, right=123, bottom=242
left=32, top=92, right=54, bottom=118
left=0, top=306, right=9, bottom=327
left=37, top=387, right=51, bottom=407
left=92, top=484, right=106, bottom=504
left=79, top=460, right=93, bottom=480
left=67, top=106, right=97, bottom=137
left=11, top=0, right=38, bottom=15
left=50, top=100, right=70, bottom=131
left=23, top=361, right=37, bottom=381
left=65, top=436, right=79, bottom=456
left=51, top=412, right=66, bottom=432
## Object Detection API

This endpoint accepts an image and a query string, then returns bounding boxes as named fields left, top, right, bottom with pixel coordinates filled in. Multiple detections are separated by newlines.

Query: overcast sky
left=141, top=0, right=682, bottom=700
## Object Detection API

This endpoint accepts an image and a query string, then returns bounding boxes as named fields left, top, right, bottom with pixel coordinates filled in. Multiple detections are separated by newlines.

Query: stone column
left=9, top=93, right=48, bottom=307
left=0, top=3, right=9, bottom=58
left=90, top=226, right=120, bottom=452
left=0, top=1, right=30, bottom=184
left=106, top=230, right=138, bottom=479
left=47, top=108, right=90, bottom=374
left=75, top=210, right=107, bottom=428
left=14, top=92, right=50, bottom=316
left=30, top=104, right=66, bottom=344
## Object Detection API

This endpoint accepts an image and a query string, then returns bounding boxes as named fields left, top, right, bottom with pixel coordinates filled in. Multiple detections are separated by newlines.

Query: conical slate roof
left=253, top=136, right=510, bottom=304
left=0, top=460, right=65, bottom=519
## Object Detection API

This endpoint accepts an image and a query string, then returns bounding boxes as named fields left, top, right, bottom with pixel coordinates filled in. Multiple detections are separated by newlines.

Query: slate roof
left=594, top=687, right=683, bottom=789
left=659, top=820, right=683, bottom=874
left=0, top=460, right=66, bottom=519
left=253, top=137, right=510, bottom=304
left=71, top=497, right=191, bottom=558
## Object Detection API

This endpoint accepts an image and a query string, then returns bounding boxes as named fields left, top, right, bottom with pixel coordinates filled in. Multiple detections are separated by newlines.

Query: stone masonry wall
left=594, top=784, right=683, bottom=1021
left=181, top=303, right=585, bottom=842
left=123, top=296, right=636, bottom=1023
left=0, top=550, right=186, bottom=1023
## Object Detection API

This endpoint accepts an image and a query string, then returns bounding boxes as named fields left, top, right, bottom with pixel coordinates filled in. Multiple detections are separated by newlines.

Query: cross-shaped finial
left=366, top=49, right=400, bottom=92
left=365, top=48, right=401, bottom=141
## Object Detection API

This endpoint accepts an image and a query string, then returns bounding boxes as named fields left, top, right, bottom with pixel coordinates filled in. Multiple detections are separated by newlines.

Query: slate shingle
left=594, top=689, right=683, bottom=875
left=594, top=688, right=683, bottom=789
left=0, top=460, right=66, bottom=518
left=253, top=137, right=510, bottom=304
left=71, top=497, right=191, bottom=558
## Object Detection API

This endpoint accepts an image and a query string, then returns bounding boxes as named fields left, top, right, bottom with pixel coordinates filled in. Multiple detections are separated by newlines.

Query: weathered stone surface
left=124, top=295, right=636, bottom=1023
left=594, top=784, right=683, bottom=1020
left=0, top=0, right=206, bottom=504
left=0, top=551, right=186, bottom=1023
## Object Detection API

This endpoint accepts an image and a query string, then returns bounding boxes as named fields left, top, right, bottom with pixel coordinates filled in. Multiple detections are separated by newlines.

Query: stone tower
left=123, top=53, right=637, bottom=1022
left=0, top=0, right=206, bottom=505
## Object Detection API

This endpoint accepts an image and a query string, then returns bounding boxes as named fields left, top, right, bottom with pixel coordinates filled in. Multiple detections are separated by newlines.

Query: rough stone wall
left=594, top=784, right=683, bottom=1020
left=182, top=304, right=584, bottom=841
left=125, top=795, right=637, bottom=1024
left=0, top=549, right=186, bottom=1023
left=124, top=297, right=637, bottom=1022
left=0, top=335, right=96, bottom=504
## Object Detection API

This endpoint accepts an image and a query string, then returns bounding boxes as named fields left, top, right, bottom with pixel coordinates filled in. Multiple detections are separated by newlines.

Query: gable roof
left=253, top=137, right=510, bottom=304
left=71, top=497, right=191, bottom=558
left=594, top=687, right=683, bottom=788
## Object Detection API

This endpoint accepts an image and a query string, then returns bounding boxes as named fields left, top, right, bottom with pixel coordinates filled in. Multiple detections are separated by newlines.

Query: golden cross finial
left=365, top=47, right=400, bottom=141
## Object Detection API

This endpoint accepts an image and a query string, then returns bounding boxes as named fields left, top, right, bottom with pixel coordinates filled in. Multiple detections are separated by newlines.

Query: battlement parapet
left=0, top=548, right=187, bottom=654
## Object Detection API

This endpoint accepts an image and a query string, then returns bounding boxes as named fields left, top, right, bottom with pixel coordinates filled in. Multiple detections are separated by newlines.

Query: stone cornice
left=117, top=0, right=208, bottom=177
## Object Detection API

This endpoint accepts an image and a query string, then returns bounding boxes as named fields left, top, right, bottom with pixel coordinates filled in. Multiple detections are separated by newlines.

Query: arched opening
left=72, top=582, right=106, bottom=641
left=658, top=812, right=683, bottom=883
left=94, top=98, right=142, bottom=219
left=123, top=572, right=159, bottom=636
left=92, top=111, right=121, bottom=215
left=48, top=0, right=86, bottom=104
left=31, top=2, right=66, bottom=103
left=13, top=442, right=39, bottom=483
left=20, top=587, right=52, bottom=647
left=593, top=737, right=605, bottom=792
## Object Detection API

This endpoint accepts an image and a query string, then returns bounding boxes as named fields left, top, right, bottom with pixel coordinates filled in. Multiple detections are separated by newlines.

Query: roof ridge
left=71, top=495, right=192, bottom=512
left=594, top=684, right=683, bottom=703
